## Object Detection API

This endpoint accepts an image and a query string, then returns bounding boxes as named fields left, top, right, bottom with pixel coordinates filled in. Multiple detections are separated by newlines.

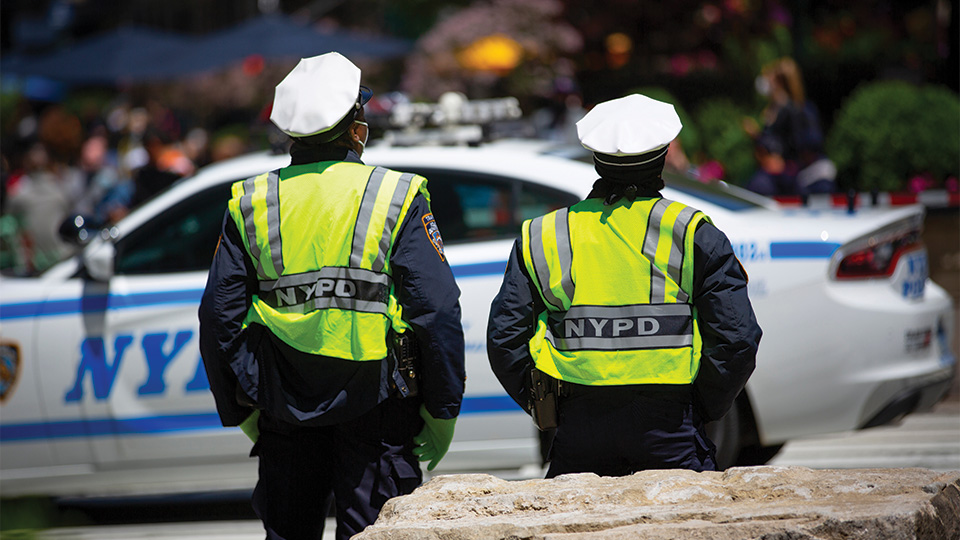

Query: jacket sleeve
left=390, top=193, right=466, bottom=420
left=691, top=221, right=763, bottom=422
left=198, top=211, right=259, bottom=427
left=486, top=238, right=540, bottom=412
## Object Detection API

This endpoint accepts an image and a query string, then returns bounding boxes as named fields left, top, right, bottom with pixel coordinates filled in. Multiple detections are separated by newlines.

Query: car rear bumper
left=860, top=363, right=956, bottom=429
left=749, top=277, right=956, bottom=445
left=858, top=297, right=957, bottom=429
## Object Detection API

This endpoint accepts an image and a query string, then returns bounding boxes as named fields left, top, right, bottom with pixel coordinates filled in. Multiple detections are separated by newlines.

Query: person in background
left=3, top=142, right=74, bottom=272
left=745, top=132, right=793, bottom=197
left=488, top=94, right=761, bottom=477
left=129, top=127, right=191, bottom=208
left=73, top=130, right=122, bottom=223
left=744, top=57, right=836, bottom=196
left=199, top=52, right=465, bottom=540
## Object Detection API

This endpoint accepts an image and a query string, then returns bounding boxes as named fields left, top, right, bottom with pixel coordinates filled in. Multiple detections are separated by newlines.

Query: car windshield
left=662, top=170, right=770, bottom=211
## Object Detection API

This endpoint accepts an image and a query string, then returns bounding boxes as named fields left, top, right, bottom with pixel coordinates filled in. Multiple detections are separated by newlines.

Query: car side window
left=438, top=176, right=513, bottom=241
left=516, top=182, right=578, bottom=223
left=394, top=168, right=579, bottom=243
left=114, top=184, right=231, bottom=275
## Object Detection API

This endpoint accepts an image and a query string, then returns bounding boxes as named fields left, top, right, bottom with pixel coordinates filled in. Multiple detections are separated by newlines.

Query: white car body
left=1, top=145, right=955, bottom=497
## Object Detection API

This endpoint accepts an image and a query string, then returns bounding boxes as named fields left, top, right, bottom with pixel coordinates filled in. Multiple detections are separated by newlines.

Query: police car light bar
left=381, top=125, right=484, bottom=147
left=388, top=92, right=522, bottom=129
left=376, top=92, right=525, bottom=147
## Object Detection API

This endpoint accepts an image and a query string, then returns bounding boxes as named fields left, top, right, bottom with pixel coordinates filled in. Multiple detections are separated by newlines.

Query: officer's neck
left=290, top=142, right=363, bottom=166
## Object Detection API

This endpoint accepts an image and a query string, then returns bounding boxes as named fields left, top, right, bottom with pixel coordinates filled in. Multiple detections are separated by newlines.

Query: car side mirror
left=58, top=215, right=100, bottom=247
left=82, top=239, right=116, bottom=281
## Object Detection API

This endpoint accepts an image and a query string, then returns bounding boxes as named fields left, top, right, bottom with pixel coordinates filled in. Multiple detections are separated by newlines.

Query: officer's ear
left=351, top=110, right=367, bottom=139
left=350, top=122, right=364, bottom=142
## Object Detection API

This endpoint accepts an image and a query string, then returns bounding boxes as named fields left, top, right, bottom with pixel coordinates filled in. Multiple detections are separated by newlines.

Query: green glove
left=412, top=404, right=457, bottom=471
left=239, top=410, right=260, bottom=443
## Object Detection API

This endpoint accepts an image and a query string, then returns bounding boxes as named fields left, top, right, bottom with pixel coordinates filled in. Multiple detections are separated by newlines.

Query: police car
left=0, top=144, right=955, bottom=497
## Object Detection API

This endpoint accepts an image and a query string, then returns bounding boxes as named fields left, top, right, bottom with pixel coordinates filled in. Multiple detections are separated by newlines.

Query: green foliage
left=754, top=25, right=794, bottom=73
left=826, top=81, right=960, bottom=191
left=61, top=89, right=115, bottom=120
left=629, top=87, right=700, bottom=157
left=0, top=91, right=21, bottom=132
left=721, top=24, right=793, bottom=81
left=693, top=99, right=756, bottom=185
left=384, top=0, right=474, bottom=39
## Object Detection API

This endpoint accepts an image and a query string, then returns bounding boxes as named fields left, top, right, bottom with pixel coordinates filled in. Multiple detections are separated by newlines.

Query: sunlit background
left=0, top=1, right=958, bottom=535
left=1, top=0, right=957, bottom=202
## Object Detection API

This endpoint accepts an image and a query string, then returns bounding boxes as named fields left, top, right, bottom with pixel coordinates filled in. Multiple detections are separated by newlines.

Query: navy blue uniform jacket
left=487, top=206, right=762, bottom=422
left=199, top=149, right=465, bottom=428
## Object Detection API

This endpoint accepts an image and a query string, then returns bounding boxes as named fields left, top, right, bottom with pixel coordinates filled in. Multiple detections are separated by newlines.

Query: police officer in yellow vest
left=487, top=94, right=761, bottom=477
left=199, top=52, right=465, bottom=540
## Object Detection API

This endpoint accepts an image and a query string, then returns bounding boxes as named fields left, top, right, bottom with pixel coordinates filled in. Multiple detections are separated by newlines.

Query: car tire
left=705, top=399, right=741, bottom=470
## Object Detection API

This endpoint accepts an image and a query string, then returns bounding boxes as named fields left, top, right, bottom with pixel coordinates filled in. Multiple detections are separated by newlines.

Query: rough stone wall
left=355, top=466, right=960, bottom=540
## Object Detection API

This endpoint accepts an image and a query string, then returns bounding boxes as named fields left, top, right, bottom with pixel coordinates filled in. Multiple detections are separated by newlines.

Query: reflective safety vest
left=521, top=197, right=710, bottom=386
left=227, top=161, right=427, bottom=360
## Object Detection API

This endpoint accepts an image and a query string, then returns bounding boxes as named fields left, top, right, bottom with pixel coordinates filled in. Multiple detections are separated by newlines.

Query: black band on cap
left=593, top=148, right=667, bottom=185
left=593, top=146, right=668, bottom=167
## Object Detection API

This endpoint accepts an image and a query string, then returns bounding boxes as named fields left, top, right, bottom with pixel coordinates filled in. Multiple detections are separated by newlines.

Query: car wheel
left=705, top=400, right=741, bottom=470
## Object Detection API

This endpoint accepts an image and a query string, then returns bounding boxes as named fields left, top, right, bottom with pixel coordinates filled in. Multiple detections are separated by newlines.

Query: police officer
left=487, top=94, right=761, bottom=477
left=199, top=52, right=465, bottom=540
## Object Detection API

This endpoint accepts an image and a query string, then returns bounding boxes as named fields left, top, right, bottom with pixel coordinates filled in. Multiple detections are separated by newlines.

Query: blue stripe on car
left=0, top=395, right=522, bottom=442
left=0, top=243, right=839, bottom=321
left=769, top=242, right=841, bottom=258
left=0, top=290, right=204, bottom=320
left=1, top=262, right=508, bottom=321
left=450, top=260, right=507, bottom=278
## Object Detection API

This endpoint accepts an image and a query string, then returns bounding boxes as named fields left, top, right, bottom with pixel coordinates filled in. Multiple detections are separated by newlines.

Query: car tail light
left=831, top=214, right=924, bottom=280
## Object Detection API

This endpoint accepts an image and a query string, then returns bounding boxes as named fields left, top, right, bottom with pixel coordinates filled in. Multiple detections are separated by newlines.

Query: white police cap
left=576, top=94, right=682, bottom=164
left=270, top=52, right=371, bottom=140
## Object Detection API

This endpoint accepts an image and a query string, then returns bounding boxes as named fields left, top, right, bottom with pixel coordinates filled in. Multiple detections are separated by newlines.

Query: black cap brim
left=359, top=85, right=373, bottom=107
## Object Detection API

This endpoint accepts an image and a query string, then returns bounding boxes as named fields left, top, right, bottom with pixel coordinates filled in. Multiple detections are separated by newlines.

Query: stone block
left=355, top=466, right=960, bottom=540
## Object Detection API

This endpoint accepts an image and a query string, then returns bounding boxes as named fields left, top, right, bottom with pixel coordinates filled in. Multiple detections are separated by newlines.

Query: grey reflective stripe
left=272, top=296, right=389, bottom=315
left=564, top=303, right=691, bottom=319
left=668, top=205, right=698, bottom=303
left=554, top=208, right=575, bottom=304
left=263, top=170, right=284, bottom=278
left=528, top=215, right=564, bottom=311
left=312, top=296, right=387, bottom=314
left=259, top=266, right=390, bottom=293
left=259, top=266, right=391, bottom=315
left=546, top=302, right=694, bottom=351
left=643, top=199, right=670, bottom=303
left=372, top=172, right=415, bottom=272
left=239, top=171, right=283, bottom=279
left=351, top=167, right=388, bottom=267
left=239, top=175, right=268, bottom=279
left=545, top=330, right=693, bottom=351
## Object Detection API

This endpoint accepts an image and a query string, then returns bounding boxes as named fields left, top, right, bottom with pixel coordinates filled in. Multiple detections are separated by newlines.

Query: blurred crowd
left=0, top=56, right=863, bottom=277
left=1, top=99, right=256, bottom=275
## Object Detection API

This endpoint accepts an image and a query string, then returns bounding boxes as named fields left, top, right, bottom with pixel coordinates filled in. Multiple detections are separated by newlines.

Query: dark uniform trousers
left=251, top=395, right=424, bottom=540
left=545, top=384, right=717, bottom=478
